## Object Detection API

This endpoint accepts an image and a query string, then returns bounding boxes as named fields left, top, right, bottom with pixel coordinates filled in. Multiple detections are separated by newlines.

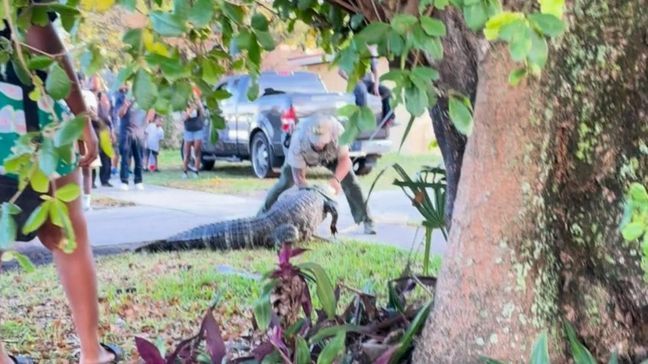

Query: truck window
left=259, top=73, right=327, bottom=95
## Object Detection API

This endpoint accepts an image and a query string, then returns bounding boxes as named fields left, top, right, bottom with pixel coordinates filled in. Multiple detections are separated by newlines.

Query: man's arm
left=333, top=147, right=352, bottom=181
left=292, top=167, right=308, bottom=188
left=26, top=22, right=97, bottom=167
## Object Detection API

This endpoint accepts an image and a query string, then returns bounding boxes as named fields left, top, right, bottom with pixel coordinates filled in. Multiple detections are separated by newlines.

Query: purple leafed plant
left=136, top=243, right=437, bottom=364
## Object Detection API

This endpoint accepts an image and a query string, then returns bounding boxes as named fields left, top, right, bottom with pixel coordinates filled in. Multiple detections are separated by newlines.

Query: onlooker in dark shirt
left=114, top=85, right=145, bottom=190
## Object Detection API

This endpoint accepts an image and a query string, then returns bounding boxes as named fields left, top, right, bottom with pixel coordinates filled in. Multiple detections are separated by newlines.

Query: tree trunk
left=414, top=0, right=648, bottom=362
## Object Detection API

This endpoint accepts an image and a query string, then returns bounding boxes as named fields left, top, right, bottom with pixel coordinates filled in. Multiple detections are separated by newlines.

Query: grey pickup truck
left=183, top=71, right=392, bottom=178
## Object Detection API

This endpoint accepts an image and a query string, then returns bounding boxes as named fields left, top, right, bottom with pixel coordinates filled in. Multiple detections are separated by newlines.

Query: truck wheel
left=251, top=133, right=277, bottom=179
left=353, top=156, right=376, bottom=176
left=201, top=159, right=215, bottom=171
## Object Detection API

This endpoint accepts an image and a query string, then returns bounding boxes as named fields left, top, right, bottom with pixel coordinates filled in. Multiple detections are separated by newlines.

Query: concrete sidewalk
left=16, top=182, right=446, bottom=262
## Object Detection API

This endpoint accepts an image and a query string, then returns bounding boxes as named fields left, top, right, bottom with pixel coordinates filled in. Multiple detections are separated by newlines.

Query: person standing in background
left=144, top=114, right=165, bottom=172
left=88, top=75, right=115, bottom=187
left=181, top=95, right=205, bottom=178
left=114, top=85, right=145, bottom=190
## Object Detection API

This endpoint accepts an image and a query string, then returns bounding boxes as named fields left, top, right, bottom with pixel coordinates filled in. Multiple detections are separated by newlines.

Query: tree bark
left=414, top=0, right=648, bottom=362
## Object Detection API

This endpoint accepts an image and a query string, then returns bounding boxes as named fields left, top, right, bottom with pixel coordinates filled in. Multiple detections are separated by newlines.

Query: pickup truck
left=183, top=71, right=392, bottom=178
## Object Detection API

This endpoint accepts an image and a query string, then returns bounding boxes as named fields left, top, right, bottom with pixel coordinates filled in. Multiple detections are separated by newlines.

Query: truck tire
left=201, top=160, right=215, bottom=171
left=251, top=132, right=277, bottom=179
left=353, top=156, right=377, bottom=176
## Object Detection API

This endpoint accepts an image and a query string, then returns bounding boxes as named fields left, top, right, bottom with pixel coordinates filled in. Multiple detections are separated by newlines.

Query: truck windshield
left=259, top=73, right=328, bottom=95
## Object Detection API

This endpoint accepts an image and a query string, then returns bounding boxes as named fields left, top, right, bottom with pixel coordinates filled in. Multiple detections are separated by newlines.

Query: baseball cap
left=307, top=115, right=337, bottom=147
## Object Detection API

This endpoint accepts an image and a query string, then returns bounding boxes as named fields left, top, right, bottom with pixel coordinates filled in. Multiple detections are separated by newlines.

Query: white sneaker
left=135, top=183, right=144, bottom=191
left=119, top=183, right=129, bottom=191
left=82, top=195, right=92, bottom=211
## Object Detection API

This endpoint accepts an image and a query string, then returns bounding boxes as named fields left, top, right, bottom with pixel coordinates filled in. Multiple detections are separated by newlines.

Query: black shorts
left=0, top=175, right=42, bottom=242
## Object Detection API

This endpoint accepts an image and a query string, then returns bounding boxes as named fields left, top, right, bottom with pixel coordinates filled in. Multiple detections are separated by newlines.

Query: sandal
left=100, top=343, right=124, bottom=363
left=9, top=355, right=33, bottom=364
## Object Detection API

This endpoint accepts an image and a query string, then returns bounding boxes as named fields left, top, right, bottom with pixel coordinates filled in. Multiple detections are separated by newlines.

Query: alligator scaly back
left=137, top=187, right=338, bottom=252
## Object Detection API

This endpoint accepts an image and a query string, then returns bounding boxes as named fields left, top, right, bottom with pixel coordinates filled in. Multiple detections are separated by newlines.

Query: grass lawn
left=143, top=149, right=442, bottom=196
left=0, top=240, right=439, bottom=361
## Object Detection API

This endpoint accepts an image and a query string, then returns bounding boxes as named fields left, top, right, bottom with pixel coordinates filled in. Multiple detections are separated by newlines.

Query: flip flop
left=9, top=355, right=33, bottom=364
left=100, top=343, right=124, bottom=363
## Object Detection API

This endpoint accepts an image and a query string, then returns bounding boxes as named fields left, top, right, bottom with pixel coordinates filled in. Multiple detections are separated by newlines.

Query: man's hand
left=78, top=116, right=98, bottom=168
left=328, top=177, right=342, bottom=196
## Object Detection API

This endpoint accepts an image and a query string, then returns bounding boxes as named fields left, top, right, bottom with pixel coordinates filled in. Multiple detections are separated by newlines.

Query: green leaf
left=122, top=28, right=143, bottom=50
left=388, top=31, right=405, bottom=56
left=56, top=183, right=81, bottom=203
left=188, top=0, right=214, bottom=27
left=173, top=0, right=190, bottom=20
left=201, top=58, right=222, bottom=85
left=528, top=13, right=565, bottom=37
left=529, top=331, right=550, bottom=364
left=22, top=201, right=50, bottom=235
left=412, top=66, right=439, bottom=82
left=45, top=63, right=71, bottom=100
left=357, top=106, right=376, bottom=131
left=608, top=352, right=619, bottom=364
left=299, top=262, right=337, bottom=319
left=0, top=203, right=18, bottom=250
left=391, top=14, right=418, bottom=34
left=506, top=23, right=533, bottom=61
left=80, top=46, right=104, bottom=76
left=316, top=331, right=345, bottom=364
left=356, top=22, right=390, bottom=44
left=31, top=168, right=50, bottom=193
left=247, top=77, right=260, bottom=100
left=539, top=0, right=565, bottom=18
left=145, top=53, right=188, bottom=80
left=420, top=16, right=446, bottom=36
left=297, top=0, right=314, bottom=10
left=1, top=251, right=36, bottom=272
left=391, top=300, right=433, bottom=363
left=28, top=56, right=55, bottom=70
left=528, top=31, right=549, bottom=68
left=337, top=104, right=358, bottom=118
left=350, top=13, right=364, bottom=29
left=13, top=251, right=36, bottom=272
left=405, top=85, right=427, bottom=117
left=32, top=7, right=50, bottom=26
left=622, top=222, right=644, bottom=241
left=111, top=64, right=136, bottom=92
left=380, top=70, right=407, bottom=83
left=565, top=322, right=596, bottom=364
left=295, top=336, right=310, bottom=364
left=222, top=2, right=244, bottom=24
left=52, top=199, right=76, bottom=253
left=150, top=11, right=186, bottom=37
left=255, top=31, right=276, bottom=51
left=49, top=3, right=80, bottom=32
left=133, top=69, right=158, bottom=110
left=484, top=11, right=525, bottom=40
left=39, top=139, right=60, bottom=177
left=251, top=13, right=269, bottom=31
left=253, top=294, right=272, bottom=330
left=11, top=59, right=31, bottom=86
left=99, top=129, right=115, bottom=159
left=464, top=3, right=489, bottom=31
left=54, top=116, right=86, bottom=148
left=508, top=67, right=527, bottom=86
left=235, top=30, right=253, bottom=50
left=118, top=0, right=137, bottom=10
left=424, top=37, right=444, bottom=60
left=399, top=116, right=416, bottom=152
left=448, top=94, right=473, bottom=136
left=629, top=183, right=648, bottom=202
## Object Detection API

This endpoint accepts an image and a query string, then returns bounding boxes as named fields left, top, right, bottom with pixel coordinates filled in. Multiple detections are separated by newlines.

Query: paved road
left=15, top=181, right=446, bottom=263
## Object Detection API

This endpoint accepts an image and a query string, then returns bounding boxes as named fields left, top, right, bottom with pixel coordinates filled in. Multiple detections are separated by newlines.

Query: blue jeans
left=119, top=134, right=143, bottom=184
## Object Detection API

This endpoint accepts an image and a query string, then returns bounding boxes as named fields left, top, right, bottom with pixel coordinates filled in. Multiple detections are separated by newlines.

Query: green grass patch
left=0, top=240, right=439, bottom=361
left=145, top=149, right=441, bottom=196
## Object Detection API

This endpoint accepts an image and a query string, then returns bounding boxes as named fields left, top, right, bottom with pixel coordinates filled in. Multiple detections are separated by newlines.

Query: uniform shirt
left=285, top=116, right=345, bottom=169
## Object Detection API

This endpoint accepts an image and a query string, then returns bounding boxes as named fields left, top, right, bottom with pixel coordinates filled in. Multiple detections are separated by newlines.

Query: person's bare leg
left=37, top=171, right=113, bottom=364
left=0, top=343, right=12, bottom=364
left=182, top=139, right=192, bottom=172
left=193, top=140, right=202, bottom=172
left=81, top=166, right=91, bottom=194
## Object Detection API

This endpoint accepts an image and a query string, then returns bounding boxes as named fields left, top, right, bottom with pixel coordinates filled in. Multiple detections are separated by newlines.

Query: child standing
left=145, top=115, right=165, bottom=172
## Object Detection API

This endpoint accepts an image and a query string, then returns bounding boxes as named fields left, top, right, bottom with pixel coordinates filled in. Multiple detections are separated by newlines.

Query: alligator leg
left=324, top=199, right=338, bottom=237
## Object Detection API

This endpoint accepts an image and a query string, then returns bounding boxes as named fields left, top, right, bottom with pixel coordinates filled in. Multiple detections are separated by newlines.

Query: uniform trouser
left=260, top=162, right=373, bottom=224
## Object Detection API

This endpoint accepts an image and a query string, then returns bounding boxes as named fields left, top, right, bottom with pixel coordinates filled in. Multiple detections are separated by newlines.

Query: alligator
left=136, top=187, right=338, bottom=252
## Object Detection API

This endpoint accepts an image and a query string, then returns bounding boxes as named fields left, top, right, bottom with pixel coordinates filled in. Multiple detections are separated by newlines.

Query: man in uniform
left=259, top=114, right=376, bottom=234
